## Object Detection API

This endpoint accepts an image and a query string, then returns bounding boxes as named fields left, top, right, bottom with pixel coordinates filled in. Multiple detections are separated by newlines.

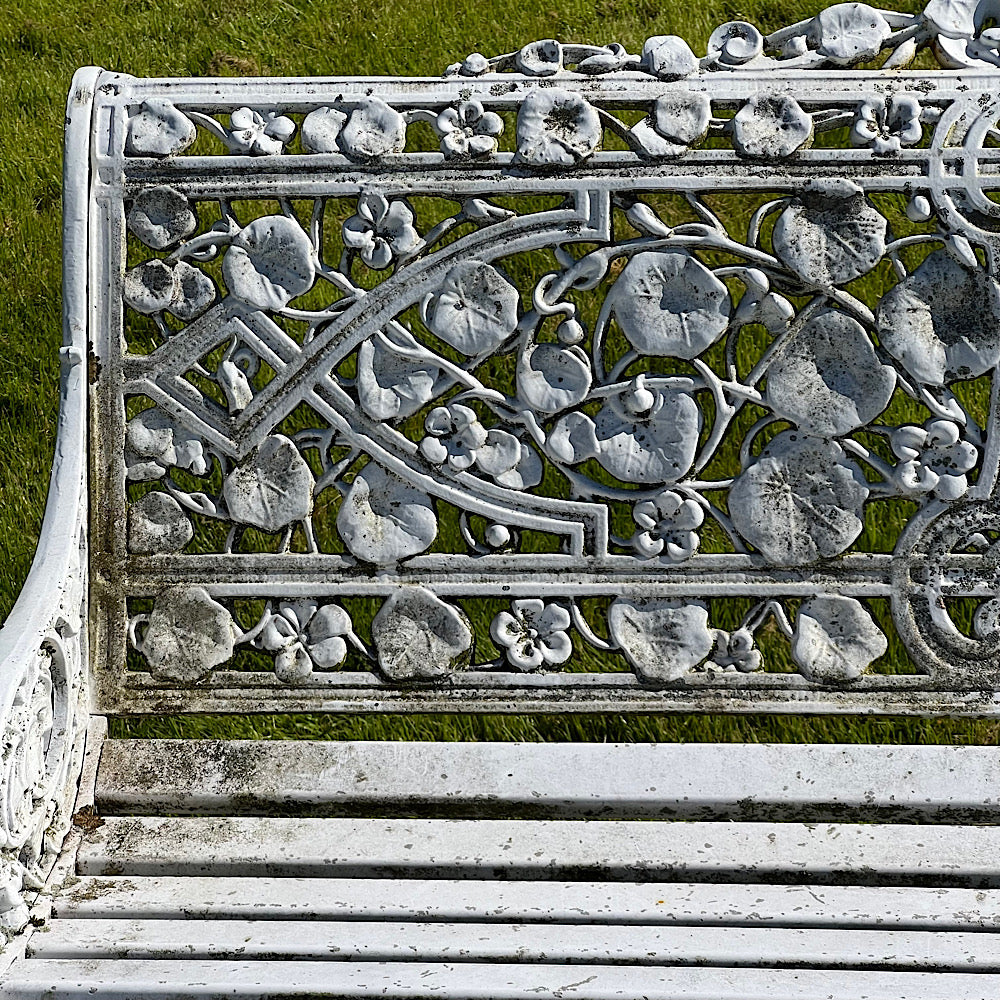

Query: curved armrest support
left=0, top=66, right=101, bottom=944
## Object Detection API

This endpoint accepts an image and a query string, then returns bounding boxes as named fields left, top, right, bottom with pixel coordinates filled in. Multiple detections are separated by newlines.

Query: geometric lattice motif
left=89, top=4, right=1000, bottom=713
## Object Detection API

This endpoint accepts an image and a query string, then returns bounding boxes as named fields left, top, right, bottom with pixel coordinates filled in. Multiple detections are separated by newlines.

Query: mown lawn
left=3, top=0, right=996, bottom=743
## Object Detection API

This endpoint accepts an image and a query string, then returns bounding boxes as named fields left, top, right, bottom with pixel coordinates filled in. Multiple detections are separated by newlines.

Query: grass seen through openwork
left=4, top=0, right=998, bottom=743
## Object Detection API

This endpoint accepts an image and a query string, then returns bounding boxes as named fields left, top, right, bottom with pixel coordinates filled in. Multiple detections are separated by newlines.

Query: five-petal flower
left=228, top=108, right=296, bottom=156
left=632, top=490, right=704, bottom=561
left=490, top=599, right=573, bottom=671
left=891, top=418, right=978, bottom=500
left=343, top=192, right=421, bottom=269
left=437, top=100, right=504, bottom=158
left=850, top=96, right=922, bottom=154
left=259, top=600, right=355, bottom=681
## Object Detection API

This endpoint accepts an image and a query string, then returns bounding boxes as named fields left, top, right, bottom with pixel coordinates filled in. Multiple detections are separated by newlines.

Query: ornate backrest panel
left=88, top=5, right=1000, bottom=714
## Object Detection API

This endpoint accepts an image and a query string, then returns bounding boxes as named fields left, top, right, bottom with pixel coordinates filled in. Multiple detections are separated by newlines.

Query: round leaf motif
left=126, top=99, right=196, bottom=158
left=128, top=492, right=193, bottom=554
left=593, top=387, right=700, bottom=485
left=815, top=3, right=891, bottom=64
left=608, top=251, right=731, bottom=359
left=371, top=587, right=472, bottom=681
left=515, top=88, right=602, bottom=168
left=876, top=250, right=1000, bottom=384
left=139, top=586, right=236, bottom=683
left=127, top=186, right=197, bottom=250
left=729, top=432, right=869, bottom=566
left=772, top=181, right=887, bottom=285
left=337, top=463, right=437, bottom=565
left=733, top=96, right=813, bottom=158
left=222, top=215, right=316, bottom=312
left=357, top=337, right=441, bottom=421
left=791, top=595, right=888, bottom=681
left=300, top=106, right=348, bottom=154
left=425, top=261, right=520, bottom=355
left=223, top=435, right=315, bottom=532
left=608, top=598, right=714, bottom=682
left=516, top=343, right=592, bottom=413
left=339, top=97, right=407, bottom=160
left=765, top=310, right=896, bottom=436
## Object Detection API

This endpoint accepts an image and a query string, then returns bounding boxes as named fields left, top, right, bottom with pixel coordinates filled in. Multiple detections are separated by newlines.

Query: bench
left=4, top=3, right=1000, bottom=995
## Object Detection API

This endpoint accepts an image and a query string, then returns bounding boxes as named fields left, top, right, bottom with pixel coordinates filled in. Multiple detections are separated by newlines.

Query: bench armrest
left=0, top=66, right=101, bottom=945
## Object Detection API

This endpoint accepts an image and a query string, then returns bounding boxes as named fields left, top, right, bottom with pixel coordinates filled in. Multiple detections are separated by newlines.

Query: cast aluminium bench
left=7, top=2, right=1000, bottom=996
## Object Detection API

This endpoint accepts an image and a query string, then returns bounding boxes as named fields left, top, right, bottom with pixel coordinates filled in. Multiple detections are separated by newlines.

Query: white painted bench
left=5, top=3, right=1000, bottom=995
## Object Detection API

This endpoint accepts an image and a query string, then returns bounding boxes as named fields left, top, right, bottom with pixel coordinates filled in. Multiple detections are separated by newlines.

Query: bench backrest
left=84, top=6, right=1000, bottom=717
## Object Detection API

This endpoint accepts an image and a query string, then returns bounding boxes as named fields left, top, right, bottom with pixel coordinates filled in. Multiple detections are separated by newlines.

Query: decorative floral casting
left=114, top=8, right=1000, bottom=696
left=491, top=600, right=573, bottom=670
left=631, top=491, right=704, bottom=561
left=850, top=95, right=922, bottom=153
left=343, top=192, right=420, bottom=270
left=437, top=101, right=504, bottom=158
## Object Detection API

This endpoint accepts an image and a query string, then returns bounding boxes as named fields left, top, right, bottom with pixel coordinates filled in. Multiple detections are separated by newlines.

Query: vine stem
left=570, top=602, right=618, bottom=652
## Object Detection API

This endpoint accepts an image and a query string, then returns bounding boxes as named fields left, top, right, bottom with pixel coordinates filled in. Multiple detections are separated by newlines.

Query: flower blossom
left=631, top=490, right=704, bottom=561
left=342, top=192, right=420, bottom=270
left=850, top=96, right=922, bottom=154
left=228, top=108, right=296, bottom=155
left=491, top=599, right=572, bottom=670
left=437, top=100, right=504, bottom=158
left=891, top=418, right=978, bottom=500
left=710, top=628, right=762, bottom=672
left=418, top=404, right=521, bottom=477
left=259, top=600, right=355, bottom=681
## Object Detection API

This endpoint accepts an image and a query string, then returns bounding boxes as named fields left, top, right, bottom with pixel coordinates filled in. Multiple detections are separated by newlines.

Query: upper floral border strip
left=445, top=1, right=1000, bottom=77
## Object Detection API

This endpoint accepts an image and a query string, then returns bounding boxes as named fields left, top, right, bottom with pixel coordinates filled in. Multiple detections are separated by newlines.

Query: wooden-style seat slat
left=95, top=740, right=1000, bottom=822
left=54, top=876, right=1000, bottom=929
left=6, top=960, right=1000, bottom=1000
left=77, top=815, right=1000, bottom=886
left=26, top=917, right=1000, bottom=970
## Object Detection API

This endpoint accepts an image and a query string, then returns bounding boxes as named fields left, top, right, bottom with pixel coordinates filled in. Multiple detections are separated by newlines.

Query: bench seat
left=5, top=740, right=1000, bottom=996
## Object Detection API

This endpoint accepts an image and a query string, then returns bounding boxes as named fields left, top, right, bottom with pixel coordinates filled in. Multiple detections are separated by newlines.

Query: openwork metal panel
left=88, top=6, right=1000, bottom=714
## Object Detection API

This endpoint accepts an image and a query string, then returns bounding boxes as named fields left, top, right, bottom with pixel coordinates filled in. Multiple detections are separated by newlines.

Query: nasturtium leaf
left=223, top=435, right=315, bottom=532
left=608, top=251, right=731, bottom=358
left=732, top=96, right=812, bottom=158
left=791, top=595, right=888, bottom=681
left=516, top=343, right=592, bottom=413
left=371, top=587, right=472, bottom=680
left=728, top=431, right=869, bottom=565
left=126, top=99, right=197, bottom=158
left=876, top=249, right=1000, bottom=384
left=357, top=337, right=441, bottom=421
left=608, top=598, right=714, bottom=682
left=128, top=492, right=194, bottom=554
left=424, top=261, right=520, bottom=355
left=593, top=388, right=700, bottom=485
left=140, top=586, right=236, bottom=683
left=815, top=3, right=891, bottom=64
left=772, top=180, right=887, bottom=285
left=765, top=309, right=895, bottom=435
left=222, top=215, right=315, bottom=312
left=337, top=463, right=437, bottom=564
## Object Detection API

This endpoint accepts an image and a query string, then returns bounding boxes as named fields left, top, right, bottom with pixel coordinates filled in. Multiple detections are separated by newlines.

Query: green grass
left=4, top=0, right=996, bottom=744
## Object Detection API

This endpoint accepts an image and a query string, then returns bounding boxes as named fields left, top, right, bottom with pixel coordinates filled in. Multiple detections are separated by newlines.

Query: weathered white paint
left=27, top=917, right=1000, bottom=969
left=5, top=959, right=999, bottom=999
left=53, top=876, right=1000, bottom=928
left=96, top=739, right=1000, bottom=821
left=77, top=816, right=1000, bottom=885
